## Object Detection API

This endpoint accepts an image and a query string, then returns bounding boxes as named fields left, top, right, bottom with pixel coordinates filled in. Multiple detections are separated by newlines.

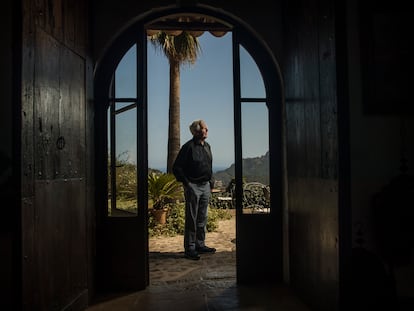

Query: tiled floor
left=87, top=216, right=311, bottom=311
left=87, top=281, right=311, bottom=311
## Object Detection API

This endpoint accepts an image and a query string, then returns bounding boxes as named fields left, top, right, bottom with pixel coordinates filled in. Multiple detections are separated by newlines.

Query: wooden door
left=95, top=27, right=149, bottom=294
left=232, top=29, right=284, bottom=284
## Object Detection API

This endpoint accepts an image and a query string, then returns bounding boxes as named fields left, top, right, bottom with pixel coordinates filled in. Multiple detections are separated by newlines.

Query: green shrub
left=207, top=208, right=232, bottom=232
left=108, top=152, right=137, bottom=201
left=148, top=202, right=232, bottom=237
left=148, top=202, right=185, bottom=237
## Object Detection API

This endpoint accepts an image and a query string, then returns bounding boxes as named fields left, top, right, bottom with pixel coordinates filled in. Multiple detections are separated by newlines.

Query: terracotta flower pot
left=151, top=208, right=168, bottom=225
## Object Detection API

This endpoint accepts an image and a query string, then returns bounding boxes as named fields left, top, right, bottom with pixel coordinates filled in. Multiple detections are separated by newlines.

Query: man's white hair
left=189, top=119, right=204, bottom=136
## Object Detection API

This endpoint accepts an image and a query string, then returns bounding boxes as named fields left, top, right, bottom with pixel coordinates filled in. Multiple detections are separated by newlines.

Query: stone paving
left=148, top=215, right=236, bottom=288
left=88, top=213, right=312, bottom=310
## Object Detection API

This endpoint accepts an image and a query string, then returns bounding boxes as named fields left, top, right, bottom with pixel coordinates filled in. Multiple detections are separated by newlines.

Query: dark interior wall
left=347, top=0, right=414, bottom=249
left=0, top=1, right=16, bottom=309
left=20, top=0, right=93, bottom=309
left=282, top=0, right=339, bottom=310
left=347, top=0, right=414, bottom=303
left=0, top=1, right=13, bottom=169
left=92, top=0, right=283, bottom=66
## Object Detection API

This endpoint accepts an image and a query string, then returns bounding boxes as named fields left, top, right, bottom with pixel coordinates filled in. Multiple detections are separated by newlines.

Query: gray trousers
left=184, top=181, right=211, bottom=251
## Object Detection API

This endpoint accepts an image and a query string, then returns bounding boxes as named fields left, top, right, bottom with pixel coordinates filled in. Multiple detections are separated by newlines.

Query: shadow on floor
left=87, top=250, right=310, bottom=311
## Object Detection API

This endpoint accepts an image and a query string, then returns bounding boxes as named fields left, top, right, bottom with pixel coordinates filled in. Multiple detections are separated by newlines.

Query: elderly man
left=173, top=119, right=216, bottom=260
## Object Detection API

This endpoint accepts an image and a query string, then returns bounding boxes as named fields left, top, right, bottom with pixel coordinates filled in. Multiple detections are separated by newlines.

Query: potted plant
left=148, top=172, right=183, bottom=224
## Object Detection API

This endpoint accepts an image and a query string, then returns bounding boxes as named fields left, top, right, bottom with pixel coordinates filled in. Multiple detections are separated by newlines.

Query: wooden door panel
left=233, top=30, right=284, bottom=284
left=237, top=215, right=281, bottom=283
left=97, top=218, right=147, bottom=292
left=94, top=27, right=148, bottom=295
left=35, top=180, right=88, bottom=308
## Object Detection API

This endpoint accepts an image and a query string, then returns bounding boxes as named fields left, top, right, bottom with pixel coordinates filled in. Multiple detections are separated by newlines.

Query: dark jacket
left=172, top=138, right=214, bottom=188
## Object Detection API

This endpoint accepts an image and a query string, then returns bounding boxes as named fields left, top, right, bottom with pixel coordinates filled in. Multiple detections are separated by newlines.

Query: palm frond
left=149, top=31, right=201, bottom=65
left=148, top=172, right=183, bottom=209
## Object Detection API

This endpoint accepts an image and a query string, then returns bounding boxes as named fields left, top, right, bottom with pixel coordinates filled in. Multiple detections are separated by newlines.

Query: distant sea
left=213, top=166, right=229, bottom=173
left=151, top=166, right=229, bottom=173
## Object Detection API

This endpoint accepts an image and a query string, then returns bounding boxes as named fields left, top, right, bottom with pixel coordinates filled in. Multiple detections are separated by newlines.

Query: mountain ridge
left=213, top=151, right=269, bottom=187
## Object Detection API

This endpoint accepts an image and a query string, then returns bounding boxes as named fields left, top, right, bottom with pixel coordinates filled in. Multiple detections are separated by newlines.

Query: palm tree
left=149, top=31, right=201, bottom=173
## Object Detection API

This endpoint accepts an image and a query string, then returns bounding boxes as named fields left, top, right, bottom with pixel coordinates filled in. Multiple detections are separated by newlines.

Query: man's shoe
left=184, top=250, right=200, bottom=260
left=196, top=246, right=216, bottom=254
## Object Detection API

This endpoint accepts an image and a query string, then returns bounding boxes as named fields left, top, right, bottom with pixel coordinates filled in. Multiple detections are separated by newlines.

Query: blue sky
left=114, top=32, right=268, bottom=172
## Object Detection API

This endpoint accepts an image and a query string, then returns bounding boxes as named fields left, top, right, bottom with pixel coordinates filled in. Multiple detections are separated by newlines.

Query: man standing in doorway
left=173, top=119, right=216, bottom=260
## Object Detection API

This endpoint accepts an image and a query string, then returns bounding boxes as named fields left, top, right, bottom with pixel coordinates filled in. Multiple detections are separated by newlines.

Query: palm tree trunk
left=167, top=59, right=181, bottom=173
